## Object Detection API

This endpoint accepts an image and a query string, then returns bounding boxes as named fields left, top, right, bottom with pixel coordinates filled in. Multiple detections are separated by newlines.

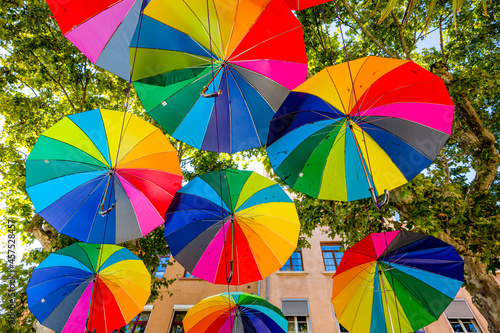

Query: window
left=282, top=300, right=310, bottom=333
left=448, top=319, right=482, bottom=332
left=321, top=243, right=343, bottom=271
left=169, top=311, right=186, bottom=333
left=154, top=255, right=170, bottom=278
left=119, top=310, right=151, bottom=333
left=286, top=316, right=309, bottom=333
left=280, top=250, right=303, bottom=271
left=445, top=300, right=483, bottom=333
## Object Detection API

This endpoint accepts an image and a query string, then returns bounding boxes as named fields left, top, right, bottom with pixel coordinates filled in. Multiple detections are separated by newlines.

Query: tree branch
left=391, top=11, right=412, bottom=59
left=439, top=16, right=447, bottom=64
left=28, top=51, right=77, bottom=112
left=340, top=0, right=398, bottom=59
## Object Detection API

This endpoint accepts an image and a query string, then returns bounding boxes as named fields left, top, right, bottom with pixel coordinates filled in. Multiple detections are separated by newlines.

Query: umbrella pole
left=227, top=215, right=234, bottom=284
left=380, top=269, right=396, bottom=333
left=232, top=308, right=238, bottom=333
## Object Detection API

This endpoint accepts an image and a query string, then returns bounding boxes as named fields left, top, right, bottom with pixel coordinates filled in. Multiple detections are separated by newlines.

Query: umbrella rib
left=55, top=175, right=109, bottom=237
left=229, top=63, right=288, bottom=111
left=234, top=184, right=286, bottom=212
left=36, top=136, right=109, bottom=168
left=237, top=215, right=296, bottom=254
left=229, top=25, right=303, bottom=62
left=95, top=1, right=140, bottom=63
left=210, top=0, right=225, bottom=58
left=345, top=56, right=371, bottom=113
left=27, top=273, right=92, bottom=291
left=29, top=274, right=93, bottom=315
left=381, top=260, right=462, bottom=294
left=114, top=129, right=162, bottom=166
left=343, top=265, right=377, bottom=332
left=99, top=275, right=145, bottom=311
left=98, top=270, right=150, bottom=293
left=179, top=0, right=222, bottom=58
left=354, top=77, right=444, bottom=119
left=381, top=265, right=440, bottom=323
left=84, top=178, right=117, bottom=244
left=324, top=66, right=350, bottom=114
left=225, top=67, right=262, bottom=147
left=224, top=0, right=273, bottom=60
left=27, top=159, right=108, bottom=172
left=117, top=151, right=180, bottom=170
left=115, top=169, right=176, bottom=199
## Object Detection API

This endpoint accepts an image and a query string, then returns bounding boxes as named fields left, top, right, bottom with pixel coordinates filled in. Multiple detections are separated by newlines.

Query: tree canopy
left=1, top=0, right=499, bottom=332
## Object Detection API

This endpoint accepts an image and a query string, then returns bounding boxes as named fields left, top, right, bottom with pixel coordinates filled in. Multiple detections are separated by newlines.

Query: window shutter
left=444, top=301, right=474, bottom=319
left=281, top=300, right=309, bottom=316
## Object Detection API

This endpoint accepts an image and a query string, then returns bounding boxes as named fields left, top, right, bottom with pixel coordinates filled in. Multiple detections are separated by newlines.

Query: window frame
left=448, top=318, right=483, bottom=333
left=280, top=249, right=304, bottom=272
left=321, top=242, right=344, bottom=272
left=168, top=310, right=187, bottom=333
left=120, top=309, right=151, bottom=333
left=445, top=299, right=485, bottom=333
left=285, top=315, right=310, bottom=333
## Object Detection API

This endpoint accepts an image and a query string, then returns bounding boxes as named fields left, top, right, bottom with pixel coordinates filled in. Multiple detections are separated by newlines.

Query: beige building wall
left=146, top=227, right=496, bottom=333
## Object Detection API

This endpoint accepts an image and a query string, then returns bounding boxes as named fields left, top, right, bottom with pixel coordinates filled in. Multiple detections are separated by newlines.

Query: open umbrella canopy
left=164, top=169, right=300, bottom=285
left=332, top=230, right=464, bottom=333
left=26, top=108, right=182, bottom=244
left=183, top=292, right=287, bottom=332
left=46, top=0, right=148, bottom=80
left=27, top=243, right=151, bottom=333
left=131, top=0, right=308, bottom=153
left=266, top=56, right=454, bottom=201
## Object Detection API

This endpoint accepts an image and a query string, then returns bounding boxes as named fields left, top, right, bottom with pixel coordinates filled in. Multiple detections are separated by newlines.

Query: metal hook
left=369, top=188, right=389, bottom=208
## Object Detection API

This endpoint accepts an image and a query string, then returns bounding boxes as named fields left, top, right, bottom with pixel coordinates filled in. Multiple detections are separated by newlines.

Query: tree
left=281, top=0, right=500, bottom=331
left=1, top=0, right=499, bottom=332
left=0, top=1, right=256, bottom=331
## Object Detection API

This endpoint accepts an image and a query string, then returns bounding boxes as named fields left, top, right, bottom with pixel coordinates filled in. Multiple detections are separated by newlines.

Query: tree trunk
left=435, top=233, right=500, bottom=333
left=463, top=256, right=500, bottom=333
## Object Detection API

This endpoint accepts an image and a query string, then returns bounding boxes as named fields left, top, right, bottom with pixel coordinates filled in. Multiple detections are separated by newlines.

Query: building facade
left=136, top=227, right=497, bottom=333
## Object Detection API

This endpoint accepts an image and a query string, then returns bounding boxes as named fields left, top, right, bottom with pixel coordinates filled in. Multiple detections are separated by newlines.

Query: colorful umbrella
left=183, top=292, right=287, bottom=332
left=26, top=108, right=182, bottom=244
left=131, top=0, right=308, bottom=153
left=284, top=0, right=332, bottom=11
left=266, top=56, right=454, bottom=201
left=164, top=169, right=300, bottom=285
left=27, top=243, right=151, bottom=333
left=46, top=0, right=147, bottom=80
left=332, top=230, right=464, bottom=333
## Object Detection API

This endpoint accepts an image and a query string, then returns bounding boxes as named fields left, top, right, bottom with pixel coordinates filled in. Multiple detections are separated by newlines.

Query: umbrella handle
left=369, top=188, right=389, bottom=208
left=201, top=85, right=222, bottom=98
left=227, top=260, right=233, bottom=284
left=99, top=203, right=115, bottom=216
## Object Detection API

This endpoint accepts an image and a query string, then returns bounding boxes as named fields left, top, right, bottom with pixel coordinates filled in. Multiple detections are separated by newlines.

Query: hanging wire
left=330, top=0, right=400, bottom=331
left=203, top=0, right=235, bottom=330
left=86, top=1, right=148, bottom=331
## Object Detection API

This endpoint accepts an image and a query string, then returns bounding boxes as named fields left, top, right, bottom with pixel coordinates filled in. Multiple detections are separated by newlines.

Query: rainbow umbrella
left=26, top=109, right=182, bottom=244
left=131, top=0, right=308, bottom=153
left=164, top=169, right=300, bottom=285
left=27, top=243, right=151, bottom=333
left=183, top=292, right=287, bottom=332
left=266, top=56, right=454, bottom=201
left=332, top=230, right=464, bottom=333
left=284, top=0, right=332, bottom=11
left=46, top=0, right=148, bottom=80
